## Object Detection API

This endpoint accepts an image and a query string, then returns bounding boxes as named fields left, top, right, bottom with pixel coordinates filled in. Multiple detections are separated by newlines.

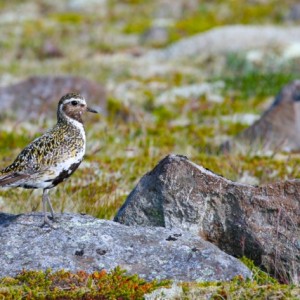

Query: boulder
left=0, top=76, right=106, bottom=120
left=144, top=25, right=300, bottom=61
left=221, top=80, right=300, bottom=154
left=115, top=154, right=300, bottom=282
left=0, top=212, right=251, bottom=282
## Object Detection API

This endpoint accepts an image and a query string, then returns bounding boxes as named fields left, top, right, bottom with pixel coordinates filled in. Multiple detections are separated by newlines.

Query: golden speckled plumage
left=0, top=122, right=84, bottom=179
left=0, top=93, right=98, bottom=227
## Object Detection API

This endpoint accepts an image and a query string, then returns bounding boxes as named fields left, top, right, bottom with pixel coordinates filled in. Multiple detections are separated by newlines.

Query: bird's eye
left=71, top=100, right=78, bottom=106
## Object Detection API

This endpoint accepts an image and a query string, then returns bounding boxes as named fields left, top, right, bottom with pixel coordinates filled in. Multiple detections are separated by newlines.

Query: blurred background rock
left=0, top=0, right=300, bottom=226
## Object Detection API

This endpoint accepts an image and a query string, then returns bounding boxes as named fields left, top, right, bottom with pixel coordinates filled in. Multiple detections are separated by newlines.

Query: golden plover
left=0, top=93, right=98, bottom=226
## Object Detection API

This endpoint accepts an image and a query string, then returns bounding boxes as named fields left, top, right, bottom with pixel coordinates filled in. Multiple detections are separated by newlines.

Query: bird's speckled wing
left=0, top=122, right=85, bottom=188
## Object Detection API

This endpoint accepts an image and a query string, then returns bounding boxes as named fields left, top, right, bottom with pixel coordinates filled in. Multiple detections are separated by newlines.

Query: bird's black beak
left=87, top=107, right=98, bottom=113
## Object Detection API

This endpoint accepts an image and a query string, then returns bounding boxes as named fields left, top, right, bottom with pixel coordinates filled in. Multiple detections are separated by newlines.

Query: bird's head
left=57, top=93, right=98, bottom=124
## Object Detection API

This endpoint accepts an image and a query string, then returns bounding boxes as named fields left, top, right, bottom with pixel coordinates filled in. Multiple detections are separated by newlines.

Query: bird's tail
left=0, top=172, right=30, bottom=187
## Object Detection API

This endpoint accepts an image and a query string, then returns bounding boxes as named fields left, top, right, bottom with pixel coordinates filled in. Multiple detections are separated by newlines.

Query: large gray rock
left=221, top=80, right=300, bottom=154
left=0, top=76, right=106, bottom=120
left=144, top=25, right=300, bottom=61
left=0, top=212, right=251, bottom=282
left=115, top=155, right=300, bottom=282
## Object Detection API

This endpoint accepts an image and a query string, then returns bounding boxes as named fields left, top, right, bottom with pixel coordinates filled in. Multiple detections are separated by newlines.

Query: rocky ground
left=115, top=154, right=300, bottom=284
left=0, top=0, right=300, bottom=298
left=0, top=212, right=251, bottom=282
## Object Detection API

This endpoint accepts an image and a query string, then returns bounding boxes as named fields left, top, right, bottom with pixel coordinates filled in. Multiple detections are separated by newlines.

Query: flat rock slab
left=144, top=25, right=300, bottom=61
left=0, top=76, right=106, bottom=120
left=115, top=154, right=300, bottom=282
left=0, top=212, right=251, bottom=282
left=221, top=80, right=300, bottom=154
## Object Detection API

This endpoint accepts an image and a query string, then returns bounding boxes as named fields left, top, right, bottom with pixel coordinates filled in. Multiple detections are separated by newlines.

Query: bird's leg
left=42, top=189, right=56, bottom=228
left=46, top=191, right=55, bottom=220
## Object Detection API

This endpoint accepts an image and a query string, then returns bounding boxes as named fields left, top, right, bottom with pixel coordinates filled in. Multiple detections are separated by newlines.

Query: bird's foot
left=41, top=216, right=58, bottom=229
left=48, top=215, right=59, bottom=223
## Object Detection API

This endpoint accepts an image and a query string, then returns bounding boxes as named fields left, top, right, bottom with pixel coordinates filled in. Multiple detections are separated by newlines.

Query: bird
left=0, top=93, right=98, bottom=227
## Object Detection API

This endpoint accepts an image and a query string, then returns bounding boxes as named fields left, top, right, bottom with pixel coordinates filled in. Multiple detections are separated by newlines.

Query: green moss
left=169, top=0, right=289, bottom=42
left=0, top=267, right=170, bottom=299
left=107, top=97, right=131, bottom=121
left=123, top=19, right=151, bottom=35
left=1, top=260, right=298, bottom=299
left=227, top=0, right=285, bottom=24
left=173, top=11, right=218, bottom=39
left=120, top=0, right=146, bottom=4
left=179, top=257, right=299, bottom=299
left=218, top=53, right=300, bottom=100
left=223, top=71, right=300, bottom=99
left=50, top=13, right=84, bottom=24
left=118, top=0, right=153, bottom=35
left=222, top=122, right=249, bottom=136
left=241, top=257, right=278, bottom=284
left=0, top=131, right=35, bottom=158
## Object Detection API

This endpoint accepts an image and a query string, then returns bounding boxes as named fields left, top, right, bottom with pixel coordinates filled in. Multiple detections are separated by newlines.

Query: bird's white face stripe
left=61, top=98, right=87, bottom=106
left=58, top=97, right=87, bottom=116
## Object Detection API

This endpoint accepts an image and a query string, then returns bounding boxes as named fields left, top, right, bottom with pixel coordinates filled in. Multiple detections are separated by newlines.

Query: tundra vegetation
left=0, top=0, right=299, bottom=298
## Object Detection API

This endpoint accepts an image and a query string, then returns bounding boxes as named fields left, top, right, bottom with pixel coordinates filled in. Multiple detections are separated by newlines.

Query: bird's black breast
left=47, top=161, right=82, bottom=188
